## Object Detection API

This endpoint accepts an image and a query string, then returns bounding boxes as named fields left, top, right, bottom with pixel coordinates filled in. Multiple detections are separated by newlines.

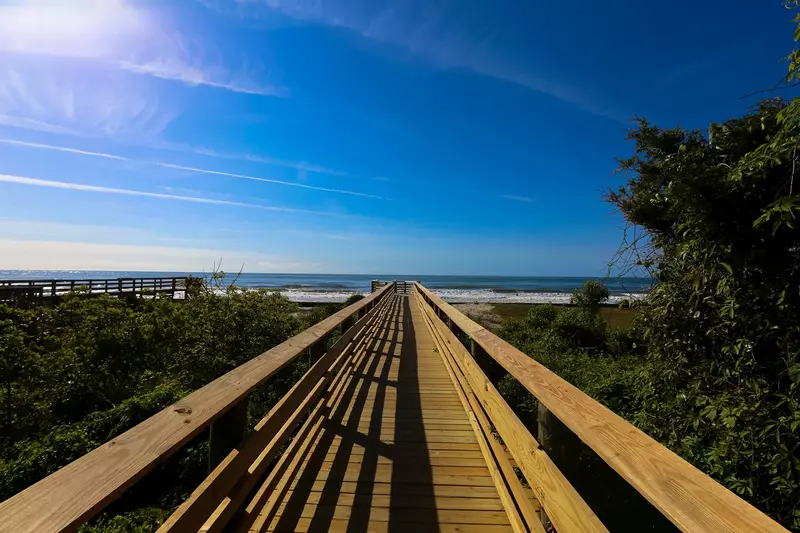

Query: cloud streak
left=157, top=162, right=386, bottom=199
left=173, top=143, right=352, bottom=177
left=0, top=138, right=128, bottom=161
left=216, top=0, right=622, bottom=119
left=500, top=194, right=535, bottom=203
left=0, top=63, right=177, bottom=139
left=0, top=1, right=283, bottom=97
left=0, top=138, right=385, bottom=199
left=0, top=173, right=338, bottom=216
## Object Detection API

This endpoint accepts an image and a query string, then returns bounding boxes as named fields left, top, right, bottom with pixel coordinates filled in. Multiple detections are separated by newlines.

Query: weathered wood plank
left=279, top=491, right=506, bottom=510
left=160, top=292, right=397, bottom=532
left=0, top=284, right=395, bottom=533
left=415, top=283, right=788, bottom=533
left=267, top=518, right=512, bottom=533
left=418, top=295, right=547, bottom=533
left=417, top=291, right=605, bottom=533
left=271, top=502, right=511, bottom=525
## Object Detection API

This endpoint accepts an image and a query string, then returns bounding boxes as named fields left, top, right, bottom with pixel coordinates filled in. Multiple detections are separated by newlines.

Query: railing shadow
left=387, top=295, right=438, bottom=531
left=270, top=296, right=402, bottom=531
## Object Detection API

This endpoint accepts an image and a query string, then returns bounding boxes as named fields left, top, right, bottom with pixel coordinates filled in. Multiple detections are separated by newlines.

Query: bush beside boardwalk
left=0, top=282, right=362, bottom=531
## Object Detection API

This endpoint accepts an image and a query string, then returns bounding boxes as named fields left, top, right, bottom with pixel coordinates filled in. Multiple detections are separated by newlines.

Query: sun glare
left=0, top=0, right=149, bottom=58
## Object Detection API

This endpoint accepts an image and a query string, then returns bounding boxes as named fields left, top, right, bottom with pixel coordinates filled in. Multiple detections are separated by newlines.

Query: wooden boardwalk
left=246, top=294, right=511, bottom=532
left=0, top=281, right=789, bottom=533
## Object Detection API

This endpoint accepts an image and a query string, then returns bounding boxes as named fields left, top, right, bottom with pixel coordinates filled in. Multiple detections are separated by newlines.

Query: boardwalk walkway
left=246, top=294, right=510, bottom=532
left=0, top=281, right=788, bottom=533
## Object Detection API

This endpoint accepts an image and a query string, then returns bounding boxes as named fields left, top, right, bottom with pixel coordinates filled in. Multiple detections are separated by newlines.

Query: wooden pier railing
left=0, top=281, right=788, bottom=532
left=0, top=276, right=187, bottom=307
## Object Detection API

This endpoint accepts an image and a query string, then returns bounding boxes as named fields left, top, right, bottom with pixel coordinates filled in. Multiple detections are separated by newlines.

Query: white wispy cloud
left=0, top=173, right=339, bottom=216
left=500, top=194, right=535, bottom=203
left=0, top=63, right=177, bottom=139
left=216, top=0, right=621, bottom=119
left=0, top=138, right=385, bottom=199
left=171, top=142, right=352, bottom=177
left=0, top=138, right=129, bottom=161
left=115, top=59, right=285, bottom=97
left=157, top=162, right=386, bottom=199
left=0, top=1, right=283, bottom=97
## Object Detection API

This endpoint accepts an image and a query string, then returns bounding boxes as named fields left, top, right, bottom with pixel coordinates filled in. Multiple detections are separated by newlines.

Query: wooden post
left=309, top=335, right=327, bottom=365
left=51, top=281, right=56, bottom=297
left=470, top=338, right=504, bottom=382
left=208, top=398, right=249, bottom=472
left=342, top=314, right=354, bottom=334
left=537, top=402, right=587, bottom=528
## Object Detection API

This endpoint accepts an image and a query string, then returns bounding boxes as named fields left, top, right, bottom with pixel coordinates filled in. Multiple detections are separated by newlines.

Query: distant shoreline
left=0, top=270, right=651, bottom=304
left=279, top=288, right=644, bottom=304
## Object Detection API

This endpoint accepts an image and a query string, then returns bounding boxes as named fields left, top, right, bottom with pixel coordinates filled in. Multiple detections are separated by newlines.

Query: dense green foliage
left=495, top=57, right=800, bottom=533
left=493, top=12, right=800, bottom=528
left=497, top=284, right=644, bottom=423
left=606, top=98, right=800, bottom=527
left=571, top=279, right=610, bottom=312
left=0, top=284, right=358, bottom=530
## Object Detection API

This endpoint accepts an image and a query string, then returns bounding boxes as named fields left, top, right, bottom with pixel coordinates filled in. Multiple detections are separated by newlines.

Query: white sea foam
left=277, top=288, right=645, bottom=304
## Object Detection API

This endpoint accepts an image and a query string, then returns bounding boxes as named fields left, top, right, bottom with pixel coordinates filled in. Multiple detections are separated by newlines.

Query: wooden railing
left=0, top=276, right=187, bottom=307
left=0, top=280, right=788, bottom=532
left=394, top=280, right=415, bottom=295
left=0, top=283, right=396, bottom=533
left=413, top=283, right=787, bottom=533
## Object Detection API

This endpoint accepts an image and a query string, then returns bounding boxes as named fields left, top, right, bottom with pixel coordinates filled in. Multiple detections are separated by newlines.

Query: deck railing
left=0, top=281, right=789, bottom=532
left=0, top=283, right=396, bottom=533
left=0, top=276, right=187, bottom=307
left=413, top=282, right=787, bottom=533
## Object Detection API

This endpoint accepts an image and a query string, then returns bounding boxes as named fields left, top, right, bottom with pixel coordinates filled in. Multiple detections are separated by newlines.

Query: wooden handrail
left=0, top=283, right=395, bottom=533
left=414, top=283, right=787, bottom=533
left=0, top=276, right=187, bottom=285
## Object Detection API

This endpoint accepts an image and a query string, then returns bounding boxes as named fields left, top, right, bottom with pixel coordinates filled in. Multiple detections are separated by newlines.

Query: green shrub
left=344, top=294, right=365, bottom=306
left=572, top=280, right=610, bottom=312
left=0, top=283, right=332, bottom=528
left=524, top=304, right=558, bottom=329
left=551, top=308, right=607, bottom=349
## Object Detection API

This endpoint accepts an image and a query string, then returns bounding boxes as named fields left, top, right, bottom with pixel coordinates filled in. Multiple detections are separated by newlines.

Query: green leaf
left=720, top=262, right=733, bottom=275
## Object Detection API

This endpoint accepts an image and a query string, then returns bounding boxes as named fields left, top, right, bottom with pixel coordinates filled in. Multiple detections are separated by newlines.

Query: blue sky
left=0, top=0, right=795, bottom=275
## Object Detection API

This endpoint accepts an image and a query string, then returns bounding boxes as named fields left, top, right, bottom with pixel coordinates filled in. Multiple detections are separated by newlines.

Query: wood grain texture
left=160, top=292, right=396, bottom=533
left=419, top=296, right=546, bottom=533
left=422, top=305, right=529, bottom=533
left=247, top=295, right=512, bottom=533
left=0, top=284, right=395, bottom=533
left=417, top=293, right=598, bottom=533
left=240, top=297, right=411, bottom=533
left=415, top=283, right=789, bottom=533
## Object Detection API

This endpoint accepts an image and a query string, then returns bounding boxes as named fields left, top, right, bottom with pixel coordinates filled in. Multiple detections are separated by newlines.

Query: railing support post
left=470, top=338, right=505, bottom=382
left=208, top=398, right=249, bottom=472
left=309, top=335, right=327, bottom=365
left=537, top=402, right=585, bottom=528
left=342, top=315, right=354, bottom=335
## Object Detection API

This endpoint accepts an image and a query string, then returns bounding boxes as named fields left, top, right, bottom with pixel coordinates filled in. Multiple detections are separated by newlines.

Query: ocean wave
left=272, top=288, right=645, bottom=304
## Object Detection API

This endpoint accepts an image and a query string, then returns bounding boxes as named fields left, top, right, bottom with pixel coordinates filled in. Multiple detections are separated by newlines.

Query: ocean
left=0, top=271, right=652, bottom=304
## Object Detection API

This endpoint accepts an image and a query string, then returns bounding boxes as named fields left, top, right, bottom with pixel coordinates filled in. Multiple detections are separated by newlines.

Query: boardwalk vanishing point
left=0, top=282, right=789, bottom=532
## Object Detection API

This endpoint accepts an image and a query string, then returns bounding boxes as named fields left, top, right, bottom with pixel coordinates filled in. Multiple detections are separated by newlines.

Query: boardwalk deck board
left=1, top=282, right=788, bottom=533
left=253, top=294, right=513, bottom=532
